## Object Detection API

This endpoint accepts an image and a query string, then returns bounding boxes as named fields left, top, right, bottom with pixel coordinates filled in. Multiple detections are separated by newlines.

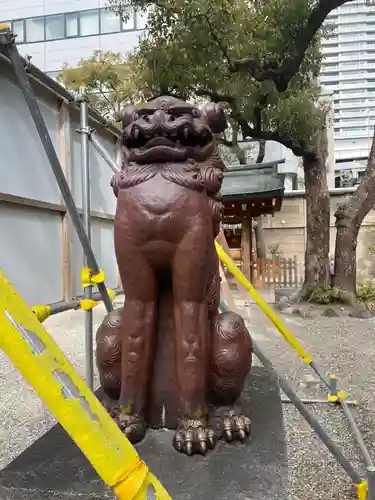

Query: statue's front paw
left=113, top=407, right=146, bottom=444
left=173, top=418, right=216, bottom=456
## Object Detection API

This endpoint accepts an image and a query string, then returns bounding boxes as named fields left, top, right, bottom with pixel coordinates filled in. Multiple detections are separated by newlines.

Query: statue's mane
left=112, top=147, right=226, bottom=197
left=111, top=147, right=226, bottom=237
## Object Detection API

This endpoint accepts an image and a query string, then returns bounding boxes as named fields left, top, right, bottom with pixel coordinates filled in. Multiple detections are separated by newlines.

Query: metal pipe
left=329, top=375, right=374, bottom=468
left=309, top=360, right=331, bottom=391
left=3, top=37, right=113, bottom=314
left=339, top=396, right=374, bottom=469
left=81, top=99, right=94, bottom=389
left=47, top=289, right=123, bottom=315
left=255, top=341, right=361, bottom=483
left=90, top=132, right=119, bottom=174
left=281, top=398, right=358, bottom=407
left=367, top=466, right=375, bottom=500
left=219, top=301, right=362, bottom=484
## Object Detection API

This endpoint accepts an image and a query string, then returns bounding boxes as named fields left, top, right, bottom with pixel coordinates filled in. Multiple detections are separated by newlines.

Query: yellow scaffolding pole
left=0, top=270, right=171, bottom=500
left=215, top=241, right=339, bottom=393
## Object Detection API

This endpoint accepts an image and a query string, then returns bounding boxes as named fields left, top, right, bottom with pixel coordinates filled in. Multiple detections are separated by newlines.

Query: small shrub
left=302, top=285, right=353, bottom=305
left=269, top=244, right=283, bottom=259
left=356, top=280, right=375, bottom=301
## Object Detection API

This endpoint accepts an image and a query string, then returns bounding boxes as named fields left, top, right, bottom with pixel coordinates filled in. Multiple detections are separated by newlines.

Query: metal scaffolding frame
left=217, top=242, right=375, bottom=500
left=0, top=22, right=374, bottom=500
left=0, top=25, right=121, bottom=389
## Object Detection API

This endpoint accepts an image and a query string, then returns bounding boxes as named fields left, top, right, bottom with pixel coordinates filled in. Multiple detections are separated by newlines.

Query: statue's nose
left=151, top=110, right=168, bottom=126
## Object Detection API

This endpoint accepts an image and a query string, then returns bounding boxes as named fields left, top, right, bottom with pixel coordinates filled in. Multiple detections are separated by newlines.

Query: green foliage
left=356, top=280, right=375, bottom=302
left=269, top=244, right=284, bottom=259
left=301, top=285, right=353, bottom=305
left=57, top=50, right=146, bottom=118
left=108, top=0, right=328, bottom=154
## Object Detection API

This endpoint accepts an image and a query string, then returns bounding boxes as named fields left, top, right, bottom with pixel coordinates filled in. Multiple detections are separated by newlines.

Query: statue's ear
left=115, top=105, right=139, bottom=128
left=201, top=103, right=227, bottom=134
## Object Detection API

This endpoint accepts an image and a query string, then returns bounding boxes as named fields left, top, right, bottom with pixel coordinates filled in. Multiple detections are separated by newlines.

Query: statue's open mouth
left=124, top=123, right=215, bottom=163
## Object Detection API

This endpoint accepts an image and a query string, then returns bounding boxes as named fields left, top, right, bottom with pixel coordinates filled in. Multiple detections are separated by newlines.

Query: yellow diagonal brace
left=215, top=241, right=313, bottom=364
left=0, top=270, right=170, bottom=500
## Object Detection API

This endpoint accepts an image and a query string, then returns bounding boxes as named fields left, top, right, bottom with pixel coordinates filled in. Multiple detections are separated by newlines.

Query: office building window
left=100, top=9, right=121, bottom=33
left=25, top=17, right=44, bottom=43
left=46, top=14, right=64, bottom=40
left=1, top=7, right=141, bottom=44
left=13, top=19, right=25, bottom=43
left=66, top=12, right=78, bottom=37
left=80, top=10, right=99, bottom=36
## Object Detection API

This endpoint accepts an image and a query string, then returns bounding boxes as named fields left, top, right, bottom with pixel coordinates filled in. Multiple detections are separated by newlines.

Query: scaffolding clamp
left=107, top=288, right=115, bottom=303
left=31, top=305, right=52, bottom=323
left=80, top=289, right=115, bottom=310
left=80, top=299, right=97, bottom=311
left=328, top=391, right=348, bottom=403
left=81, top=267, right=106, bottom=288
left=355, top=480, right=368, bottom=500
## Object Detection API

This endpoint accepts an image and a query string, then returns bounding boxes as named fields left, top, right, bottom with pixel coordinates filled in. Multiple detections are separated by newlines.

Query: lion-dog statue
left=96, top=96, right=253, bottom=456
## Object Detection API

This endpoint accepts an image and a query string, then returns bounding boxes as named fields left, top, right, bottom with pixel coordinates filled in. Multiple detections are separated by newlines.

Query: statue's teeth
left=133, top=128, right=139, bottom=139
left=184, top=127, right=189, bottom=138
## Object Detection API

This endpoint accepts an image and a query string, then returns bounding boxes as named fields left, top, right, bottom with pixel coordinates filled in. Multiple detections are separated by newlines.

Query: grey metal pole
left=281, top=397, right=358, bottom=407
left=254, top=340, right=362, bottom=483
left=340, top=396, right=374, bottom=469
left=89, top=132, right=119, bottom=174
left=367, top=466, right=375, bottom=500
left=47, top=289, right=123, bottom=316
left=80, top=99, right=94, bottom=389
left=219, top=301, right=362, bottom=485
left=329, top=375, right=374, bottom=468
left=1, top=33, right=113, bottom=313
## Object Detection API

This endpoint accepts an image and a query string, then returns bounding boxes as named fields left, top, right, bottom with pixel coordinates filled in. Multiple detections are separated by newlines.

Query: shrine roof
left=222, top=162, right=285, bottom=201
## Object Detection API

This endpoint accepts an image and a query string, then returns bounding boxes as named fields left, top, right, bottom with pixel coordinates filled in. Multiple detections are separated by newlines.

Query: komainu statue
left=96, top=96, right=253, bottom=455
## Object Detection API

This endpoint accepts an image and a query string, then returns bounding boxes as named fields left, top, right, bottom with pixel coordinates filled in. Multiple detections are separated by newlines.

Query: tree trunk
left=302, top=132, right=330, bottom=296
left=254, top=139, right=267, bottom=259
left=333, top=127, right=375, bottom=301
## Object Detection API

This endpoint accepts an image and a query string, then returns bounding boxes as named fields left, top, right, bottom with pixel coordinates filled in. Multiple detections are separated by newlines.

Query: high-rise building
left=320, top=0, right=375, bottom=161
left=0, top=1, right=146, bottom=79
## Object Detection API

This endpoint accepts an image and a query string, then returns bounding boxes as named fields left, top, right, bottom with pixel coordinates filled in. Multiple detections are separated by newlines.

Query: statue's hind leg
left=209, top=311, right=253, bottom=442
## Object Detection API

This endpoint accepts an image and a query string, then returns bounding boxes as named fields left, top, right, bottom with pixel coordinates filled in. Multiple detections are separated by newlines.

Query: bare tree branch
left=232, top=0, right=354, bottom=91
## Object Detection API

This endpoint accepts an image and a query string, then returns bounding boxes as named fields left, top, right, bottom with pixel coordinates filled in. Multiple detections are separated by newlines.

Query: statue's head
left=119, top=96, right=227, bottom=164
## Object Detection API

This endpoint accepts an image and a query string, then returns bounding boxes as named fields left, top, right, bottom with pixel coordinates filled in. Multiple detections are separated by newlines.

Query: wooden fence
left=251, top=257, right=304, bottom=288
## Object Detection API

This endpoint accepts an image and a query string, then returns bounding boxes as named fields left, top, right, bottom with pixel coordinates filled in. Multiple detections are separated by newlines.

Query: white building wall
left=0, top=0, right=146, bottom=73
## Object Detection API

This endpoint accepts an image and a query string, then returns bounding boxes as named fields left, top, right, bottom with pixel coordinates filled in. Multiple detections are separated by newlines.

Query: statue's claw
left=222, top=410, right=251, bottom=443
left=173, top=419, right=217, bottom=455
left=112, top=406, right=146, bottom=444
left=210, top=407, right=251, bottom=443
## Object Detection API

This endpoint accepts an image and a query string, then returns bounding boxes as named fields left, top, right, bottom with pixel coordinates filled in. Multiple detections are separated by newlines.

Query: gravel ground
left=232, top=284, right=375, bottom=500
left=0, top=290, right=374, bottom=500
